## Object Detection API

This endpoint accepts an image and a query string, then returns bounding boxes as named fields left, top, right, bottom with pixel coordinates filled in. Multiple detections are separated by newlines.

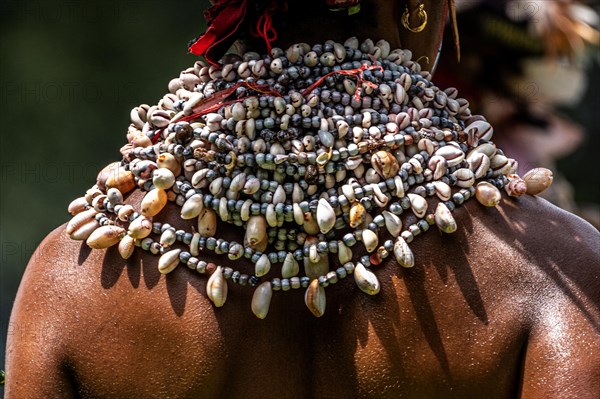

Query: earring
left=402, top=2, right=428, bottom=33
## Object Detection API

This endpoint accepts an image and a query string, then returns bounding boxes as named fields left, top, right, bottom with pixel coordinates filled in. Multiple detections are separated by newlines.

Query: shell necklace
left=66, top=37, right=553, bottom=318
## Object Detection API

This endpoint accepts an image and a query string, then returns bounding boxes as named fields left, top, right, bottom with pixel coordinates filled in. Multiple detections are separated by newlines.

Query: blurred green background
left=0, top=0, right=598, bottom=390
left=0, top=0, right=210, bottom=388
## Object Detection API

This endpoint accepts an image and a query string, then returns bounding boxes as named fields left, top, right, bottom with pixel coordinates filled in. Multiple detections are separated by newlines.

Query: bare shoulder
left=465, top=194, right=599, bottom=286
left=474, top=196, right=600, bottom=399
left=5, top=224, right=91, bottom=398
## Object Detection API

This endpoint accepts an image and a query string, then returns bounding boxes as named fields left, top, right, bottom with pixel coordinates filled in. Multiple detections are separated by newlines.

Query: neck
left=259, top=0, right=447, bottom=72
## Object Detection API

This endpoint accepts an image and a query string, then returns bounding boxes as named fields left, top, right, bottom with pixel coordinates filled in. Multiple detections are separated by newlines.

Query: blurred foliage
left=0, top=0, right=598, bottom=384
left=557, top=59, right=600, bottom=205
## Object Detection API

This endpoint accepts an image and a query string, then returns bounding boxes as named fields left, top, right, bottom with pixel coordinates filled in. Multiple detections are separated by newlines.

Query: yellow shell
left=156, top=153, right=181, bottom=175
left=371, top=151, right=399, bottom=179
left=86, top=225, right=125, bottom=249
left=141, top=188, right=167, bottom=217
left=197, top=208, right=217, bottom=237
left=349, top=202, right=366, bottom=228
left=105, top=167, right=136, bottom=194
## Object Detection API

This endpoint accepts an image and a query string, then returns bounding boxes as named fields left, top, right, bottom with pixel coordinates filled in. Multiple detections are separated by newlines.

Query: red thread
left=251, top=2, right=287, bottom=54
left=151, top=81, right=282, bottom=143
left=301, top=64, right=383, bottom=101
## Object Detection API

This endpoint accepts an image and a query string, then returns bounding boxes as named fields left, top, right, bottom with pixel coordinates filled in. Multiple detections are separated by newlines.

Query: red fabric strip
left=188, top=0, right=248, bottom=65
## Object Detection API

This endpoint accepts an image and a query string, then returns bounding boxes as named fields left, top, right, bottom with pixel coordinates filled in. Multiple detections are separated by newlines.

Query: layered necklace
left=66, top=37, right=553, bottom=318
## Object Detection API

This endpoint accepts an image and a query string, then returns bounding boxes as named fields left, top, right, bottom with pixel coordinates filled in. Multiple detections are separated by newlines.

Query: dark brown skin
left=5, top=1, right=600, bottom=397
left=6, top=193, right=600, bottom=398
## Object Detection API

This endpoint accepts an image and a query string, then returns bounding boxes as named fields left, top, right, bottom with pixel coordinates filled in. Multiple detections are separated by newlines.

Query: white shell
left=466, top=119, right=494, bottom=142
left=293, top=203, right=304, bottom=226
left=251, top=282, right=273, bottom=319
left=434, top=202, right=457, bottom=233
left=394, top=237, right=414, bottom=268
left=152, top=168, right=176, bottom=190
left=118, top=235, right=135, bottom=259
left=209, top=177, right=224, bottom=196
left=309, top=245, right=320, bottom=263
left=338, top=241, right=353, bottom=264
left=453, top=168, right=475, bottom=188
left=159, top=228, right=177, bottom=247
left=342, top=184, right=356, bottom=202
left=467, top=143, right=496, bottom=160
left=432, top=181, right=452, bottom=201
left=273, top=185, right=286, bottom=204
left=354, top=263, right=380, bottom=295
left=428, top=155, right=447, bottom=180
left=371, top=184, right=389, bottom=207
left=266, top=204, right=277, bottom=227
left=190, top=232, right=201, bottom=256
left=394, top=175, right=405, bottom=197
left=407, top=193, right=428, bottom=218
left=117, top=204, right=134, bottom=222
left=240, top=199, right=252, bottom=221
left=242, top=177, right=260, bottom=195
left=219, top=197, right=229, bottom=221
left=192, top=169, right=209, bottom=188
left=181, top=194, right=204, bottom=219
left=435, top=145, right=465, bottom=168
left=362, top=229, right=379, bottom=253
left=255, top=254, right=271, bottom=277
left=468, top=152, right=491, bottom=179
left=128, top=216, right=152, bottom=239
left=229, top=172, right=247, bottom=192
left=382, top=211, right=402, bottom=237
left=282, top=253, right=299, bottom=278
left=304, top=240, right=329, bottom=280
left=316, top=198, right=336, bottom=234
left=305, top=279, right=326, bottom=317
left=206, top=266, right=228, bottom=307
left=158, top=249, right=181, bottom=274
left=292, top=183, right=304, bottom=203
